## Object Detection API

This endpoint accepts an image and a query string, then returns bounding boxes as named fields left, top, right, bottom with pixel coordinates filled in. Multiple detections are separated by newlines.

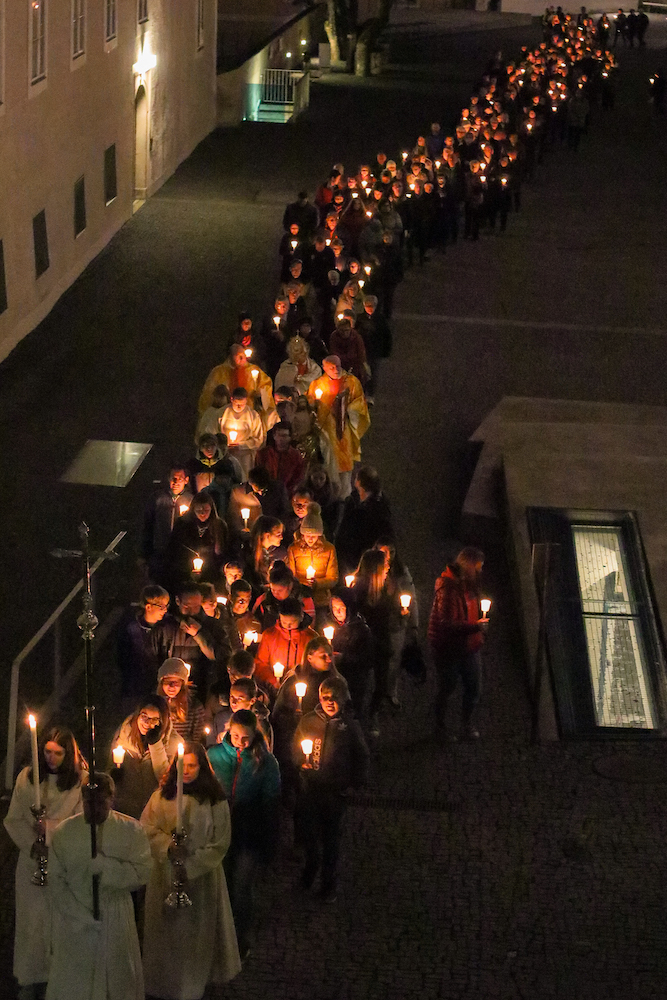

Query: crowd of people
left=6, top=16, right=616, bottom=1000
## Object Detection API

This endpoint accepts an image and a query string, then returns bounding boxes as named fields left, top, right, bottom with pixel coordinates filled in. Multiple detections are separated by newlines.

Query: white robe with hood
left=45, top=810, right=152, bottom=1000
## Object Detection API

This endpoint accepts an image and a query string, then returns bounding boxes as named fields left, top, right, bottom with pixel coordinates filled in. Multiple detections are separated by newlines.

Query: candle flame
left=295, top=682, right=307, bottom=699
left=251, top=369, right=259, bottom=378
left=28, top=714, right=37, bottom=730
left=301, top=738, right=313, bottom=756
left=345, top=574, right=355, bottom=588
left=315, top=387, right=323, bottom=399
left=240, top=507, right=250, bottom=521
left=323, top=626, right=335, bottom=642
left=178, top=742, right=184, bottom=757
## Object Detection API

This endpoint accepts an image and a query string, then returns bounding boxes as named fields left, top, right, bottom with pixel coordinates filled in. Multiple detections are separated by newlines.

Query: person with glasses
left=117, top=584, right=170, bottom=710
left=109, top=694, right=179, bottom=820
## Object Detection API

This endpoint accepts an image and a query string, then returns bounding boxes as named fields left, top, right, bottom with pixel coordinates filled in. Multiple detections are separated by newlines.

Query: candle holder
left=165, top=830, right=192, bottom=909
left=30, top=804, right=48, bottom=887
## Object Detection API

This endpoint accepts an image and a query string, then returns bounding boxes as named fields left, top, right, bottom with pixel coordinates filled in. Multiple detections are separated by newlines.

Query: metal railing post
left=54, top=617, right=62, bottom=695
left=3, top=530, right=126, bottom=792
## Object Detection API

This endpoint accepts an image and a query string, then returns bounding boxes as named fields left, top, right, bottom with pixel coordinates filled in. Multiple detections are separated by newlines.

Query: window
left=72, top=0, right=85, bottom=59
left=197, top=0, right=205, bottom=50
left=29, top=0, right=47, bottom=85
left=528, top=508, right=665, bottom=736
left=105, top=0, right=116, bottom=42
left=74, top=176, right=86, bottom=236
left=32, top=209, right=49, bottom=277
left=0, top=240, right=7, bottom=315
left=104, top=144, right=117, bottom=204
left=138, top=0, right=148, bottom=23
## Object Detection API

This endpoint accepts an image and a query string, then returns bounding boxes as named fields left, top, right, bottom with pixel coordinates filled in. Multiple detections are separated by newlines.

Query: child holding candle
left=293, top=676, right=369, bottom=902
left=4, top=726, right=87, bottom=996
left=141, top=743, right=241, bottom=997
left=327, top=587, right=374, bottom=721
left=287, top=503, right=339, bottom=617
left=207, top=710, right=281, bottom=957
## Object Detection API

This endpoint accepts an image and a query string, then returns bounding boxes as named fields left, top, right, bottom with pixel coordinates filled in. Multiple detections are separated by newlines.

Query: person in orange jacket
left=253, top=598, right=318, bottom=691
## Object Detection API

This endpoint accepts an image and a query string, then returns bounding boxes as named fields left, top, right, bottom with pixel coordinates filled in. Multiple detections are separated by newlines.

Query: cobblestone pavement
left=2, top=13, right=667, bottom=1000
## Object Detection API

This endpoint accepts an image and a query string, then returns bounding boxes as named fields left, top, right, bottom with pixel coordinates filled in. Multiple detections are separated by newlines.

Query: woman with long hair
left=351, top=548, right=404, bottom=736
left=109, top=694, right=179, bottom=820
left=166, top=490, right=228, bottom=587
left=141, top=743, right=241, bottom=998
left=246, top=514, right=285, bottom=589
left=207, top=710, right=281, bottom=957
left=155, top=659, right=207, bottom=744
left=4, top=726, right=87, bottom=998
left=374, top=536, right=419, bottom=708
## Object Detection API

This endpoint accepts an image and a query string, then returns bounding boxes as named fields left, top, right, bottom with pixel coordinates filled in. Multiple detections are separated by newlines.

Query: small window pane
left=573, top=525, right=657, bottom=730
left=105, top=0, right=116, bottom=41
left=74, top=175, right=86, bottom=236
left=30, top=0, right=47, bottom=84
left=72, top=0, right=85, bottom=58
left=138, top=0, right=148, bottom=23
left=33, top=209, right=49, bottom=277
left=104, top=144, right=117, bottom=204
left=0, top=240, right=7, bottom=314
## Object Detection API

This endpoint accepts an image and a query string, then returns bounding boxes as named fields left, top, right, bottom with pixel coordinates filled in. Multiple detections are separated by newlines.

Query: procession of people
left=5, top=14, right=617, bottom=1000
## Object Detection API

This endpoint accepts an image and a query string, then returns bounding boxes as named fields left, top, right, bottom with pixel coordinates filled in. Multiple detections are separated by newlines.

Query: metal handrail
left=4, top=530, right=126, bottom=791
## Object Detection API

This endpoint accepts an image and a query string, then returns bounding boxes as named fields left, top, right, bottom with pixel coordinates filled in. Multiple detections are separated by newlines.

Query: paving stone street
left=1, top=10, right=667, bottom=999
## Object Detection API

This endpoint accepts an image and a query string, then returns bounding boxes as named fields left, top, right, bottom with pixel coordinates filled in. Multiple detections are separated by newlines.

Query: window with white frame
left=197, top=0, right=205, bottom=50
left=29, top=0, right=47, bottom=85
left=138, top=0, right=148, bottom=24
left=72, top=0, right=85, bottom=59
left=105, top=0, right=116, bottom=42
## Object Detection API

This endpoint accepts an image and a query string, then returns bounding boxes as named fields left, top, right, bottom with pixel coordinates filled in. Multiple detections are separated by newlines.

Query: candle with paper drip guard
left=176, top=743, right=184, bottom=834
left=243, top=630, right=259, bottom=648
left=273, top=661, right=286, bottom=681
left=112, top=745, right=126, bottom=766
left=192, top=556, right=203, bottom=574
left=295, top=681, right=307, bottom=713
left=314, top=387, right=323, bottom=400
left=345, top=574, right=355, bottom=588
left=217, top=595, right=227, bottom=605
left=480, top=599, right=491, bottom=621
left=28, top=715, right=41, bottom=810
left=400, top=593, right=412, bottom=610
left=306, top=564, right=316, bottom=581
left=179, top=504, right=189, bottom=515
left=244, top=347, right=252, bottom=358
left=240, top=507, right=250, bottom=530
left=323, top=625, right=335, bottom=643
left=301, top=738, right=313, bottom=764
left=228, top=429, right=238, bottom=443
left=273, top=315, right=280, bottom=328
left=251, top=369, right=259, bottom=381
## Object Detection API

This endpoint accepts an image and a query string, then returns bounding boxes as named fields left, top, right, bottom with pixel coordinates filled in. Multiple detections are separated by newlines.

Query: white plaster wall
left=0, top=0, right=217, bottom=364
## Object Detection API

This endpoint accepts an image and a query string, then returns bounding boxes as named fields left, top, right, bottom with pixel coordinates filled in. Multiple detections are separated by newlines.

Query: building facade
left=0, top=0, right=217, bottom=363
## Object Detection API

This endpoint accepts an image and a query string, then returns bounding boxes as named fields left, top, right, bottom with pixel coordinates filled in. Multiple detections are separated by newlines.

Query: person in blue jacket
left=207, top=709, right=281, bottom=959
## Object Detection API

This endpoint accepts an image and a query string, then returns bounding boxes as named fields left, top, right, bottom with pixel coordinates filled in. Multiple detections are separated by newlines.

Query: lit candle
left=273, top=315, right=280, bottom=328
left=183, top=662, right=191, bottom=676
left=323, top=625, right=335, bottom=642
left=306, top=564, right=316, bottom=581
left=28, top=715, right=41, bottom=810
left=228, top=429, right=238, bottom=443
left=364, top=265, right=371, bottom=276
left=325, top=238, right=331, bottom=246
left=273, top=661, right=286, bottom=681
left=240, top=506, right=250, bottom=529
left=435, top=160, right=441, bottom=169
left=400, top=593, right=412, bottom=610
left=203, top=726, right=211, bottom=736
left=217, top=595, right=228, bottom=605
left=295, top=681, right=307, bottom=712
left=176, top=743, right=184, bottom=834
left=361, top=179, right=368, bottom=188
left=337, top=313, right=344, bottom=321
left=112, top=745, right=126, bottom=766
left=358, top=279, right=365, bottom=288
left=352, top=191, right=359, bottom=198
left=251, top=369, right=259, bottom=380
left=345, top=574, right=355, bottom=588
left=366, top=211, right=373, bottom=218
left=314, top=387, right=323, bottom=400
left=402, top=151, right=408, bottom=160
left=291, top=240, right=298, bottom=250
left=243, top=630, right=258, bottom=648
left=301, top=738, right=313, bottom=762
left=193, top=557, right=203, bottom=573
left=244, top=348, right=252, bottom=358
left=481, top=598, right=491, bottom=620
left=179, top=504, right=189, bottom=515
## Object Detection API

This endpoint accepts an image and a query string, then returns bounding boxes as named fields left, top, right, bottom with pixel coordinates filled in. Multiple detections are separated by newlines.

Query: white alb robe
left=45, top=810, right=152, bottom=1000
left=141, top=792, right=241, bottom=1000
left=4, top=768, right=84, bottom=986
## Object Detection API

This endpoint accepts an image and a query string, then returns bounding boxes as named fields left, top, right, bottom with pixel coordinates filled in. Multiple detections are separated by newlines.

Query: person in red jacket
left=428, top=547, right=486, bottom=741
left=255, top=422, right=305, bottom=494
left=253, top=598, right=318, bottom=691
